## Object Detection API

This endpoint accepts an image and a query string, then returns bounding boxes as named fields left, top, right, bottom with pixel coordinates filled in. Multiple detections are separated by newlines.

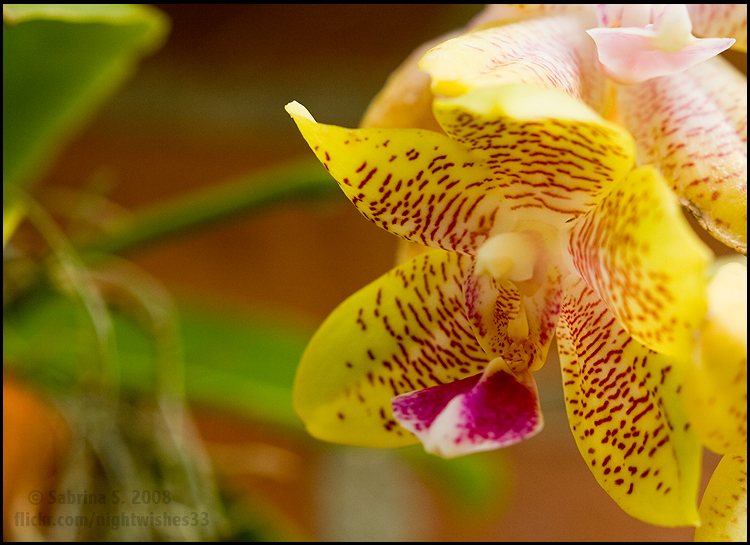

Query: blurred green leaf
left=177, top=303, right=310, bottom=429
left=3, top=4, right=168, bottom=197
left=3, top=289, right=308, bottom=429
left=399, top=443, right=511, bottom=521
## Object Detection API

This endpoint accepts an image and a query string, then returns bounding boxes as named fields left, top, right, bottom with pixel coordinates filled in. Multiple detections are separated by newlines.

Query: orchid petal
left=392, top=361, right=542, bottom=458
left=420, top=14, right=610, bottom=113
left=568, top=166, right=712, bottom=358
left=687, top=4, right=748, bottom=52
left=286, top=100, right=508, bottom=254
left=684, top=262, right=747, bottom=454
left=557, top=275, right=701, bottom=527
left=694, top=451, right=748, bottom=542
left=617, top=56, right=747, bottom=254
left=433, top=85, right=635, bottom=226
left=293, top=248, right=490, bottom=448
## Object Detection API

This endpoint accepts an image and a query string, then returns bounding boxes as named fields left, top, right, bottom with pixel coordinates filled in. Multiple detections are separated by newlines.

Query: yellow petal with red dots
left=684, top=262, right=747, bottom=454
left=557, top=275, right=702, bottom=527
left=694, top=451, right=748, bottom=542
left=286, top=100, right=509, bottom=255
left=617, top=56, right=747, bottom=254
left=568, top=166, right=712, bottom=358
left=293, top=249, right=491, bottom=447
left=432, top=85, right=635, bottom=227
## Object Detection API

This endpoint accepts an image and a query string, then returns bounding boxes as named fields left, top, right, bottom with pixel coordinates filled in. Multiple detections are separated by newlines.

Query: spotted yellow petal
left=684, top=262, right=747, bottom=454
left=419, top=14, right=610, bottom=113
left=568, top=166, right=713, bottom=358
left=695, top=451, right=748, bottom=542
left=557, top=275, right=702, bottom=527
left=286, top=100, right=508, bottom=255
left=433, top=85, right=635, bottom=227
left=617, top=56, right=747, bottom=254
left=293, top=248, right=490, bottom=447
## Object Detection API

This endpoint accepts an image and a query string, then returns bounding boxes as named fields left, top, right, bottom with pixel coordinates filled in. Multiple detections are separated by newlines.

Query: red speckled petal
left=687, top=4, right=747, bottom=51
left=293, top=249, right=491, bottom=448
left=617, top=56, right=747, bottom=254
left=392, top=364, right=542, bottom=458
left=568, top=166, right=712, bottom=358
left=557, top=275, right=702, bottom=527
left=433, top=85, right=635, bottom=227
left=419, top=14, right=608, bottom=113
left=694, top=451, right=748, bottom=542
left=286, top=101, right=507, bottom=255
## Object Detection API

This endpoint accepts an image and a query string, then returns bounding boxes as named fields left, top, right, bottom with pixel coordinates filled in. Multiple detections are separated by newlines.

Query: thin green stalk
left=77, top=158, right=341, bottom=261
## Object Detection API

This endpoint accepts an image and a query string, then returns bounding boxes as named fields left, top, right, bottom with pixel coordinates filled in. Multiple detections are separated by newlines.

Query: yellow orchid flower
left=286, top=3, right=747, bottom=534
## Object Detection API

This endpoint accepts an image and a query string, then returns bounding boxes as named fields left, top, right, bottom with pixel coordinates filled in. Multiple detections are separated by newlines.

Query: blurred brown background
left=30, top=4, right=728, bottom=541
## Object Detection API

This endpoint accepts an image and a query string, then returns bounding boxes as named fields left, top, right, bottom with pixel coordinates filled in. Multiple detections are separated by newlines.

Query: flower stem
left=77, top=158, right=341, bottom=261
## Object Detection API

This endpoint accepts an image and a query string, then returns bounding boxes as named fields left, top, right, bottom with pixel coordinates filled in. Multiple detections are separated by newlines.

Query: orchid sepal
left=687, top=4, right=748, bottom=52
left=285, top=100, right=509, bottom=255
left=557, top=275, right=702, bottom=527
left=419, top=14, right=598, bottom=102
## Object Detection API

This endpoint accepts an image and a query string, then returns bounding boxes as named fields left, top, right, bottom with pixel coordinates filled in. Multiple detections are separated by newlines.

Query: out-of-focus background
left=5, top=5, right=735, bottom=541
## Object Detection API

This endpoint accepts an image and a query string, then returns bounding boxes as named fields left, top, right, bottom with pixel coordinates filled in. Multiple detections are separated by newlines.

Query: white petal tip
left=285, top=101, right=315, bottom=121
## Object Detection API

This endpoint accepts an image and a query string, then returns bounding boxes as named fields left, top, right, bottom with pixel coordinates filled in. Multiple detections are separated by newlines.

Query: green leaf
left=3, top=4, right=169, bottom=194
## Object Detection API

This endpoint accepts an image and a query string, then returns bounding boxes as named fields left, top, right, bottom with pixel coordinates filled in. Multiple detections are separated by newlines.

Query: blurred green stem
left=77, top=158, right=340, bottom=261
